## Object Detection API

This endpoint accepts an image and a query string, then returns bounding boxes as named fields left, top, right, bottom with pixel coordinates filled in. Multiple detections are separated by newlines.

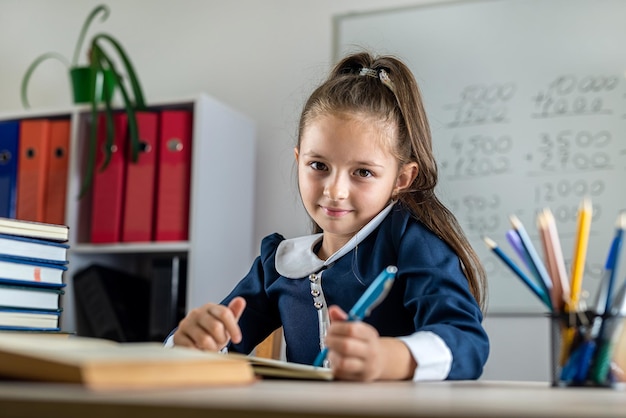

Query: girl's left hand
left=325, top=305, right=385, bottom=381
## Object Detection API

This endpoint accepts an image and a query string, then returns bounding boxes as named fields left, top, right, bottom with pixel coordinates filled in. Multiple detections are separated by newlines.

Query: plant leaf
left=101, top=82, right=116, bottom=170
left=20, top=52, right=70, bottom=109
left=91, top=44, right=115, bottom=171
left=79, top=66, right=102, bottom=198
left=92, top=37, right=141, bottom=163
left=92, top=33, right=146, bottom=109
left=71, top=4, right=109, bottom=67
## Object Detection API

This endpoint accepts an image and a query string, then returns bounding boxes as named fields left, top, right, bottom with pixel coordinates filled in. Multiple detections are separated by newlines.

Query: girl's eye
left=355, top=169, right=373, bottom=178
left=310, top=161, right=327, bottom=171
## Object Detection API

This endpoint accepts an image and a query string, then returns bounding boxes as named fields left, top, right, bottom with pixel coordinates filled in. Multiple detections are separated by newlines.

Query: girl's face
left=295, top=113, right=416, bottom=253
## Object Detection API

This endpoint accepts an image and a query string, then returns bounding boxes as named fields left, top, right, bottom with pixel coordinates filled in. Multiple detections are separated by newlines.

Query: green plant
left=21, top=4, right=146, bottom=197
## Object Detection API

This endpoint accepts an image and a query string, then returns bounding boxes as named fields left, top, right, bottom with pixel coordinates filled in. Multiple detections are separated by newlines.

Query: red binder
left=16, top=119, right=51, bottom=222
left=90, top=113, right=128, bottom=243
left=154, top=110, right=192, bottom=241
left=121, top=112, right=159, bottom=242
left=44, top=119, right=71, bottom=225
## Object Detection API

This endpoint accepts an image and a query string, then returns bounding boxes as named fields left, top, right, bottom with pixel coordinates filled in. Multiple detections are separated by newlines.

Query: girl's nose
left=324, top=174, right=349, bottom=201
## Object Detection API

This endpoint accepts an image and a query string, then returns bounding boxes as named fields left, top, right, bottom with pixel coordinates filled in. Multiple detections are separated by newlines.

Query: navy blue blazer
left=222, top=204, right=489, bottom=380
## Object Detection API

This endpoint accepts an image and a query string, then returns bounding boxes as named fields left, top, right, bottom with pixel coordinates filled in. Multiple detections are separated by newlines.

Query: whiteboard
left=335, top=0, right=626, bottom=313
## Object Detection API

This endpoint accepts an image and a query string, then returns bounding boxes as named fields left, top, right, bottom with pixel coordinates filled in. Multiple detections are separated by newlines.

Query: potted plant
left=20, top=4, right=147, bottom=197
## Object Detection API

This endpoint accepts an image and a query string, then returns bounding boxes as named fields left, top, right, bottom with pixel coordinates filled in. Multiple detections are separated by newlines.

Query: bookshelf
left=0, top=93, right=256, bottom=333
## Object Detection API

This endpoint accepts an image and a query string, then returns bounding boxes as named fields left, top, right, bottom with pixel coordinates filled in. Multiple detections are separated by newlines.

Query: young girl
left=169, top=52, right=489, bottom=381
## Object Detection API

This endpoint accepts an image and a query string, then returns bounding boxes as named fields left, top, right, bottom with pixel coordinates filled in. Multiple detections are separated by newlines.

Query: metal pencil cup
left=550, top=312, right=625, bottom=388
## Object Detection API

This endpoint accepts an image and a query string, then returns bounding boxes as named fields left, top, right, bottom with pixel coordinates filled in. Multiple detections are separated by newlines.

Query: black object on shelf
left=149, top=256, right=187, bottom=342
left=73, top=264, right=151, bottom=342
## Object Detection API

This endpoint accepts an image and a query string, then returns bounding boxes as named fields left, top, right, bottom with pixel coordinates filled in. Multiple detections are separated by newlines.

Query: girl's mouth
left=322, top=206, right=351, bottom=217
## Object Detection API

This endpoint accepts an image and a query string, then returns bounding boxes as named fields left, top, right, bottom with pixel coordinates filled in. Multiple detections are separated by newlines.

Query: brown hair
left=296, top=51, right=487, bottom=311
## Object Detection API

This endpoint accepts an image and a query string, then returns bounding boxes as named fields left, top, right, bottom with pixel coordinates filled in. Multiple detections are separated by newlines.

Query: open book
left=0, top=333, right=255, bottom=390
left=233, top=353, right=333, bottom=381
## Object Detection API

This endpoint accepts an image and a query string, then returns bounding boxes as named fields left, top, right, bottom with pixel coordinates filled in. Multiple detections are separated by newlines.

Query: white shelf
left=1, top=93, right=257, bottom=333
left=72, top=242, right=191, bottom=254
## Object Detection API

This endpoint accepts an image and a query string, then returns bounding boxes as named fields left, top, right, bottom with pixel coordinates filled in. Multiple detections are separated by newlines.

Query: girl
left=170, top=52, right=489, bottom=381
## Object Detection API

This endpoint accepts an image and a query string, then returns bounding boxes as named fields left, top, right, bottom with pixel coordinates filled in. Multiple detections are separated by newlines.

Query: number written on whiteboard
left=444, top=82, right=516, bottom=128
left=531, top=75, right=618, bottom=119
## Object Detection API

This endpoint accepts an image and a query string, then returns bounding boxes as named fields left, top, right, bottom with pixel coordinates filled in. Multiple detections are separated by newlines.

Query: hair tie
left=359, top=67, right=396, bottom=93
left=359, top=67, right=378, bottom=77
left=378, top=69, right=396, bottom=93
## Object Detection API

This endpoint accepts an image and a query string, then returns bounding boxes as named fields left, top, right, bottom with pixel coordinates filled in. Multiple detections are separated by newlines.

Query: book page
left=229, top=353, right=333, bottom=380
left=0, top=334, right=236, bottom=363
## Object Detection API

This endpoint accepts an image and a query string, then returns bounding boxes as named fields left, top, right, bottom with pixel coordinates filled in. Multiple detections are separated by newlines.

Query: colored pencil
left=537, top=209, right=569, bottom=313
left=560, top=197, right=592, bottom=366
left=588, top=211, right=626, bottom=383
left=569, top=197, right=592, bottom=311
left=509, top=214, right=553, bottom=310
left=483, top=236, right=551, bottom=309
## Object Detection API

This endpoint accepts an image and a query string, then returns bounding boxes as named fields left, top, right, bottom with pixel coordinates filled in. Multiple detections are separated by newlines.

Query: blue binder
left=0, top=121, right=19, bottom=218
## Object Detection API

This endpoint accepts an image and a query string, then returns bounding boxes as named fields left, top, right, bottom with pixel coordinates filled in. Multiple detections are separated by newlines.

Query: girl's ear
left=294, top=147, right=300, bottom=163
left=394, top=162, right=418, bottom=194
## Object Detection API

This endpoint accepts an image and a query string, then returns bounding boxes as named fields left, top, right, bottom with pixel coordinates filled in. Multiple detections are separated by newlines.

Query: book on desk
left=0, top=333, right=333, bottom=390
left=0, top=333, right=256, bottom=390
left=229, top=352, right=332, bottom=381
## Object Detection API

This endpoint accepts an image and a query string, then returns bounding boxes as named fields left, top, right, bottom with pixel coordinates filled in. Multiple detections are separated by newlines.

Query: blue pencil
left=312, top=266, right=397, bottom=368
left=588, top=211, right=626, bottom=383
left=509, top=215, right=553, bottom=308
left=505, top=229, right=535, bottom=277
left=483, top=236, right=551, bottom=310
left=600, top=211, right=626, bottom=315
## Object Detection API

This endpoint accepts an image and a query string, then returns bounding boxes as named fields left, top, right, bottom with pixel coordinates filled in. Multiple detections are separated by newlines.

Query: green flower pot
left=70, top=66, right=116, bottom=104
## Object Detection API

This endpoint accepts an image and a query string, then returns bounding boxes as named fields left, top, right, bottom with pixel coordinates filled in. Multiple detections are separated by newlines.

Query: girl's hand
left=173, top=296, right=246, bottom=351
left=325, top=305, right=418, bottom=381
left=325, top=305, right=385, bottom=381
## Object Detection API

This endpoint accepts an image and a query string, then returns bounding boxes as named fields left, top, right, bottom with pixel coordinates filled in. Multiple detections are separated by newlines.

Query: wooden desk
left=0, top=380, right=624, bottom=418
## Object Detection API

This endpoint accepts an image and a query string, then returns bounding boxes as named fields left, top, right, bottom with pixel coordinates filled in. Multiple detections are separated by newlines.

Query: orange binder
left=90, top=113, right=128, bottom=243
left=16, top=119, right=51, bottom=223
left=154, top=110, right=192, bottom=241
left=121, top=112, right=159, bottom=242
left=43, top=119, right=71, bottom=225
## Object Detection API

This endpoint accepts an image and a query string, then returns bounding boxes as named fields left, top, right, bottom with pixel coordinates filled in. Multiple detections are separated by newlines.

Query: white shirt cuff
left=163, top=334, right=175, bottom=347
left=398, top=331, right=452, bottom=381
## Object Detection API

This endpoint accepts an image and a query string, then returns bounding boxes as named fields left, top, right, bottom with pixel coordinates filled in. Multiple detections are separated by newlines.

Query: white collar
left=275, top=202, right=395, bottom=278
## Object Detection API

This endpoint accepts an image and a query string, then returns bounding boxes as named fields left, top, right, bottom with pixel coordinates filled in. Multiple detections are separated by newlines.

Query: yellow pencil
left=560, top=196, right=592, bottom=366
left=569, top=196, right=592, bottom=311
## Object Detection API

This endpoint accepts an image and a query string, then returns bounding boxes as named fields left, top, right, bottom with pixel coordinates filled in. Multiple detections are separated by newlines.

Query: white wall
left=0, top=0, right=426, bottom=246
left=0, top=0, right=549, bottom=382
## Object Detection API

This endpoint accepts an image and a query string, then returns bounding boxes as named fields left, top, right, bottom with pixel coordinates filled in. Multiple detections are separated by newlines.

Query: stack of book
left=0, top=217, right=69, bottom=332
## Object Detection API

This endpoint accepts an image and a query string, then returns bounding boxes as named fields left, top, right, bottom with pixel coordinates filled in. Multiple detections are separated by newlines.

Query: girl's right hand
left=172, top=296, right=246, bottom=351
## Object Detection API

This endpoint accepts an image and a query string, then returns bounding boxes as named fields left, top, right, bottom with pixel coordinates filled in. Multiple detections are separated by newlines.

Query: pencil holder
left=550, top=312, right=626, bottom=389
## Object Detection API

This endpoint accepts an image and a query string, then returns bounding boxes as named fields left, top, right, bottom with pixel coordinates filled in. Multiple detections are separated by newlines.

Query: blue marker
left=312, top=265, right=397, bottom=368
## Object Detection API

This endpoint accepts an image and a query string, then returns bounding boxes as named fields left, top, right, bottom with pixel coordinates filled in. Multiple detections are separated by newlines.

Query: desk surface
left=0, top=379, right=624, bottom=418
